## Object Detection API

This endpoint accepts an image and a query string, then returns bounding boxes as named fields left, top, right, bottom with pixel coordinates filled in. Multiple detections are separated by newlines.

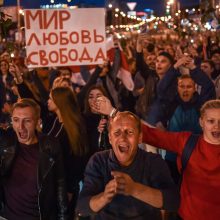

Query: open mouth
left=182, top=93, right=190, bottom=100
left=182, top=92, right=189, bottom=97
left=118, top=144, right=129, bottom=153
left=156, top=67, right=162, bottom=71
left=183, top=95, right=189, bottom=99
left=18, top=131, right=28, bottom=140
left=211, top=131, right=220, bottom=139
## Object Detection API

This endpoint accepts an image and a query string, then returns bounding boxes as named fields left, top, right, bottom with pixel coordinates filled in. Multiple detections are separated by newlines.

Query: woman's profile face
left=88, top=89, right=103, bottom=113
left=47, top=93, right=58, bottom=113
left=200, top=108, right=220, bottom=145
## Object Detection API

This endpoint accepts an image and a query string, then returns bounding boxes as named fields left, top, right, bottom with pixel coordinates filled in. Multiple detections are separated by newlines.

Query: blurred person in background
left=83, top=85, right=112, bottom=156
left=210, top=50, right=220, bottom=80
left=200, top=60, right=216, bottom=80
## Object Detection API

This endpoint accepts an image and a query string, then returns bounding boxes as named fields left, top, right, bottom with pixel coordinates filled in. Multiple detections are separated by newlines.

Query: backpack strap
left=179, top=134, right=200, bottom=188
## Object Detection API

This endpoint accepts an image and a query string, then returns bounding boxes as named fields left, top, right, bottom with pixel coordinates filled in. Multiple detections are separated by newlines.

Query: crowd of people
left=0, top=27, right=220, bottom=220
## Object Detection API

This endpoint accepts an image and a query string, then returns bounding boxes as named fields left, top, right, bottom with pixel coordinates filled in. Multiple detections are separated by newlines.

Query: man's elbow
left=161, top=188, right=180, bottom=212
left=76, top=196, right=94, bottom=217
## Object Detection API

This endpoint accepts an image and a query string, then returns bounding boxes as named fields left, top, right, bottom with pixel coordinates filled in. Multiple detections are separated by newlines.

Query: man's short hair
left=158, top=52, right=174, bottom=64
left=108, top=111, right=141, bottom=133
left=12, top=98, right=41, bottom=119
left=201, top=60, right=215, bottom=70
left=57, top=67, right=72, bottom=76
left=178, top=74, right=195, bottom=83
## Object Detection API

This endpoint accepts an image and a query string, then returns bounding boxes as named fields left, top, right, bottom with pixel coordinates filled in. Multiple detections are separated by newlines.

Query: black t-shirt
left=4, top=142, right=40, bottom=220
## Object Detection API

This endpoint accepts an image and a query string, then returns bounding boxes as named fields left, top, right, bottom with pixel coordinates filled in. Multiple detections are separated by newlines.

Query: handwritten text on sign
left=24, top=9, right=106, bottom=67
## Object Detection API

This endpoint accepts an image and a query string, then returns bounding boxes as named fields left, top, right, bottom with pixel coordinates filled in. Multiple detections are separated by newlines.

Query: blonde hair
left=12, top=98, right=40, bottom=120
left=108, top=111, right=141, bottom=132
left=200, top=100, right=220, bottom=118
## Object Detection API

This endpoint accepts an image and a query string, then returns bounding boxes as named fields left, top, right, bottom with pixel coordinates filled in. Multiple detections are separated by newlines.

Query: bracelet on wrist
left=109, top=108, right=118, bottom=118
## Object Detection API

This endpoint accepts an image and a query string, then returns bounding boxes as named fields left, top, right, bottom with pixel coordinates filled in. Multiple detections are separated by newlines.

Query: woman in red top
left=141, top=99, right=220, bottom=220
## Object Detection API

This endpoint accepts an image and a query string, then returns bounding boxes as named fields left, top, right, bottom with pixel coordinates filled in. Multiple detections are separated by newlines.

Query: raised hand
left=94, top=96, right=114, bottom=116
left=174, top=55, right=193, bottom=70
left=9, top=63, right=23, bottom=83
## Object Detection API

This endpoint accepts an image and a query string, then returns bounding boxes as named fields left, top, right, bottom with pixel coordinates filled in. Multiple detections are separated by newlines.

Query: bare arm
left=89, top=193, right=109, bottom=213
left=132, top=182, right=163, bottom=208
left=89, top=178, right=117, bottom=212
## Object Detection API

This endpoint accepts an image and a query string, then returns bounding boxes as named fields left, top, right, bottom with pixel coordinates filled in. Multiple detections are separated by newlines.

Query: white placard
left=24, top=8, right=106, bottom=68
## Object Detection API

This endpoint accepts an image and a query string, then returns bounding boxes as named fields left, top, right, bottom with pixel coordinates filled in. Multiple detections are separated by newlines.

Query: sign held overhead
left=24, top=8, right=106, bottom=68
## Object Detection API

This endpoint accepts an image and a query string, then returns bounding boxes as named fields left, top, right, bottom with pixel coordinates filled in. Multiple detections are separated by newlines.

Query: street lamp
left=169, top=0, right=174, bottom=4
left=17, top=0, right=21, bottom=43
left=167, top=0, right=177, bottom=17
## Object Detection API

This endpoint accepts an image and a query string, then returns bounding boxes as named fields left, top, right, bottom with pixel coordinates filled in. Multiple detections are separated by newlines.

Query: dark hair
left=51, top=87, right=87, bottom=155
left=146, top=43, right=155, bottom=53
left=84, top=85, right=108, bottom=115
left=12, top=98, right=41, bottom=119
left=197, top=45, right=203, bottom=54
left=158, top=52, right=174, bottom=64
left=57, top=66, right=72, bottom=76
left=211, top=49, right=220, bottom=58
left=0, top=59, right=9, bottom=70
left=201, top=60, right=215, bottom=70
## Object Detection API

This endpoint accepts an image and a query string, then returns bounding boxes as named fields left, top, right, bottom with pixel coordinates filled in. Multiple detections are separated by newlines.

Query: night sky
left=3, top=0, right=200, bottom=15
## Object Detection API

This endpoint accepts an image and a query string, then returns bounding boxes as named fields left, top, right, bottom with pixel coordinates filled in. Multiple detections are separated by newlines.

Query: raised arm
left=141, top=122, right=190, bottom=156
left=156, top=67, right=179, bottom=99
left=136, top=34, right=155, bottom=79
left=9, top=64, right=36, bottom=100
left=189, top=67, right=216, bottom=105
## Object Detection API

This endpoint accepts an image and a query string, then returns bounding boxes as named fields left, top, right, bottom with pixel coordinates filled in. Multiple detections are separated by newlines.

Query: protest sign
left=24, top=8, right=106, bottom=67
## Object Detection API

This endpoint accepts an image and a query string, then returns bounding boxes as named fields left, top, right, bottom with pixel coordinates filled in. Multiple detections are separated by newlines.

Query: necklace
left=48, top=117, right=64, bottom=137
